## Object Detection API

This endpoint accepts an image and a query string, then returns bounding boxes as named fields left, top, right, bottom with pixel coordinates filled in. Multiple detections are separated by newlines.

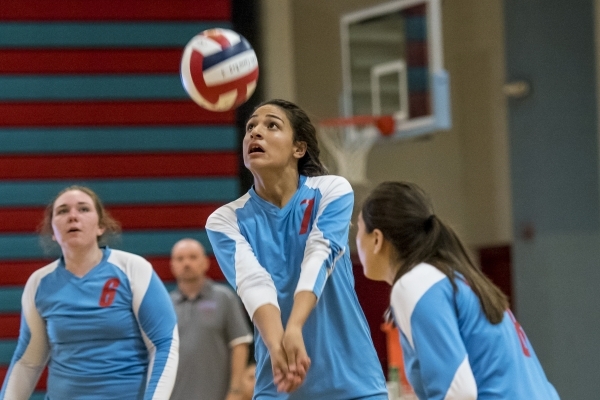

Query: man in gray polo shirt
left=169, top=238, right=253, bottom=400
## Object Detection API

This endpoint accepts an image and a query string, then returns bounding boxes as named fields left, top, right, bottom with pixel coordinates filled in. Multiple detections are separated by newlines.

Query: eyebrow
left=248, top=113, right=285, bottom=123
left=54, top=201, right=92, bottom=209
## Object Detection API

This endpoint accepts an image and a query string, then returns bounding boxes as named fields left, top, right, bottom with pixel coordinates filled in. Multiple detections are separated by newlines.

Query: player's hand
left=268, top=343, right=291, bottom=392
left=281, top=326, right=311, bottom=392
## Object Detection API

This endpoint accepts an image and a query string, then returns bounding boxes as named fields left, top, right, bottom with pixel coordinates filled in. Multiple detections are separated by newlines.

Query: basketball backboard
left=340, top=0, right=451, bottom=139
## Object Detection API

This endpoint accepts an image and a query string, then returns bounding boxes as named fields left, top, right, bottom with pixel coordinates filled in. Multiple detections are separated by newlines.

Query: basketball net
left=317, top=115, right=395, bottom=185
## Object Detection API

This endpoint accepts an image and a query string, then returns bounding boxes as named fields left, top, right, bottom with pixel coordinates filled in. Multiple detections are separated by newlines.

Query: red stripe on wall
left=403, top=4, right=426, bottom=15
left=0, top=49, right=183, bottom=74
left=409, top=92, right=431, bottom=118
left=0, top=314, right=21, bottom=338
left=0, top=260, right=52, bottom=285
left=406, top=42, right=428, bottom=67
left=0, top=101, right=235, bottom=127
left=0, top=203, right=222, bottom=233
left=0, top=207, right=43, bottom=232
left=0, top=152, right=238, bottom=180
left=0, top=254, right=224, bottom=286
left=108, top=204, right=221, bottom=230
left=0, top=0, right=230, bottom=21
left=0, top=365, right=47, bottom=390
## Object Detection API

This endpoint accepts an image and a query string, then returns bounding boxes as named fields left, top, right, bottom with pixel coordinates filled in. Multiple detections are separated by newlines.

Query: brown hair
left=251, top=99, right=328, bottom=176
left=39, top=185, right=121, bottom=249
left=361, top=181, right=509, bottom=324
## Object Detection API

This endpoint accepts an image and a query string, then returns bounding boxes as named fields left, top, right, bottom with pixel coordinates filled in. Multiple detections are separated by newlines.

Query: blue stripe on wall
left=0, top=126, right=238, bottom=154
left=0, top=22, right=231, bottom=48
left=0, top=178, right=239, bottom=206
left=0, top=75, right=187, bottom=101
left=408, top=67, right=429, bottom=92
left=0, top=230, right=212, bottom=260
left=0, top=340, right=17, bottom=364
left=405, top=16, right=426, bottom=41
left=0, top=287, right=22, bottom=312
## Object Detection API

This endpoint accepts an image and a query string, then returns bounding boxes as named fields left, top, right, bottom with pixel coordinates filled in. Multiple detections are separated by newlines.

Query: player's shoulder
left=26, top=259, right=61, bottom=288
left=304, top=174, right=353, bottom=195
left=392, top=263, right=449, bottom=312
left=106, top=248, right=152, bottom=272
left=206, top=192, right=251, bottom=228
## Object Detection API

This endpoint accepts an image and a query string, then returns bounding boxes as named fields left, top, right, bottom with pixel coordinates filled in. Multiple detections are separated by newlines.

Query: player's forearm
left=253, top=304, right=284, bottom=352
left=228, top=343, right=249, bottom=394
left=286, top=291, right=317, bottom=331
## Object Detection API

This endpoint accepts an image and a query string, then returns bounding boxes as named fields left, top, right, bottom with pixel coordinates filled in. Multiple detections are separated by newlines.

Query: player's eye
left=55, top=208, right=68, bottom=215
left=268, top=122, right=279, bottom=129
left=246, top=123, right=254, bottom=132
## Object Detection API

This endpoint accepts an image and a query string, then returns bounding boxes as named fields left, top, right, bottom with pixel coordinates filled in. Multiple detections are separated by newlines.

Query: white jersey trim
left=390, top=263, right=446, bottom=348
left=444, top=355, right=478, bottom=400
left=151, top=325, right=179, bottom=400
left=107, top=249, right=168, bottom=395
left=229, top=334, right=253, bottom=348
left=296, top=176, right=352, bottom=295
left=2, top=261, right=58, bottom=399
left=206, top=193, right=279, bottom=319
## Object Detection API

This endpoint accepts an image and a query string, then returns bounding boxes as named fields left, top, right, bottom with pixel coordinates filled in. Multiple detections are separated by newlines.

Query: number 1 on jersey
left=299, top=198, right=315, bottom=234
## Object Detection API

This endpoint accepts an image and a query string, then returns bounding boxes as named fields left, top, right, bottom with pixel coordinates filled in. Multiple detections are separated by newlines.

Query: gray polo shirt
left=170, top=279, right=253, bottom=400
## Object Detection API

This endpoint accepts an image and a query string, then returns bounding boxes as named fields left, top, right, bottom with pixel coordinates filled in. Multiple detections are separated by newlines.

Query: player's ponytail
left=361, top=181, right=509, bottom=324
left=254, top=99, right=328, bottom=176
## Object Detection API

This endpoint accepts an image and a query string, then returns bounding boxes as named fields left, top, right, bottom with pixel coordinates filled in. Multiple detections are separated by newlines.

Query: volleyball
left=180, top=28, right=259, bottom=112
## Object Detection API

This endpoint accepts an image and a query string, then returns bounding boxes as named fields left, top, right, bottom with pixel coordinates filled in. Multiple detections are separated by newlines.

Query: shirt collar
left=174, top=278, right=214, bottom=302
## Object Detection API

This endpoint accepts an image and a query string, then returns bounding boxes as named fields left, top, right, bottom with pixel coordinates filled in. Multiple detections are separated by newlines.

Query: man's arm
left=226, top=343, right=250, bottom=400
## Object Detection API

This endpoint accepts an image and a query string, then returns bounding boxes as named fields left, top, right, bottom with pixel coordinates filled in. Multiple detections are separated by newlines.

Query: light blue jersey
left=206, top=175, right=387, bottom=400
left=391, top=263, right=560, bottom=400
left=0, top=247, right=179, bottom=400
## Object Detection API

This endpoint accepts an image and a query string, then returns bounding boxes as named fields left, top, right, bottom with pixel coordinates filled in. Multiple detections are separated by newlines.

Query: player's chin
left=243, top=155, right=264, bottom=168
left=244, top=158, right=273, bottom=172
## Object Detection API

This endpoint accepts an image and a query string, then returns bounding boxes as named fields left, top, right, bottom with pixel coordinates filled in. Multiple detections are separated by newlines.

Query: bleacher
left=0, top=1, right=234, bottom=397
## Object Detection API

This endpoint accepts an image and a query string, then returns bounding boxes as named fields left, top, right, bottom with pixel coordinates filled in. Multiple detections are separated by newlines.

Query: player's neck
left=253, top=168, right=299, bottom=208
left=178, top=277, right=206, bottom=299
left=62, top=245, right=104, bottom=278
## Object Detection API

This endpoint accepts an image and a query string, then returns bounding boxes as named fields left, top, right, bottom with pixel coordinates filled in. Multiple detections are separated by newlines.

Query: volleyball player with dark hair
left=356, top=181, right=559, bottom=399
left=206, top=99, right=387, bottom=399
left=0, top=186, right=178, bottom=400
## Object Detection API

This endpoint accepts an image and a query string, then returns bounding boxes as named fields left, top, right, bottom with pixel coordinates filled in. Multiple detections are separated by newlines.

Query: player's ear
left=293, top=141, right=307, bottom=159
left=96, top=226, right=106, bottom=238
left=372, top=229, right=384, bottom=254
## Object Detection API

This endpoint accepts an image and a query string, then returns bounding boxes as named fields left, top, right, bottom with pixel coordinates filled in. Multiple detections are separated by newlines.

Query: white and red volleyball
left=180, top=28, right=259, bottom=112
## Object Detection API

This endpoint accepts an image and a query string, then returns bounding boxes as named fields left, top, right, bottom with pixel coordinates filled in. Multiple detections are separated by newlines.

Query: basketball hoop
left=317, top=115, right=395, bottom=185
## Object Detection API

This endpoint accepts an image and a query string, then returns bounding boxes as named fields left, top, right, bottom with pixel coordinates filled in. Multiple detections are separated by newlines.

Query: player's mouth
left=248, top=143, right=265, bottom=154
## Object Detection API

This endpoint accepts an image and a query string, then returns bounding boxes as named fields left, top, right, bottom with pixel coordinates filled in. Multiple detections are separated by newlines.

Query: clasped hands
left=270, top=325, right=312, bottom=393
